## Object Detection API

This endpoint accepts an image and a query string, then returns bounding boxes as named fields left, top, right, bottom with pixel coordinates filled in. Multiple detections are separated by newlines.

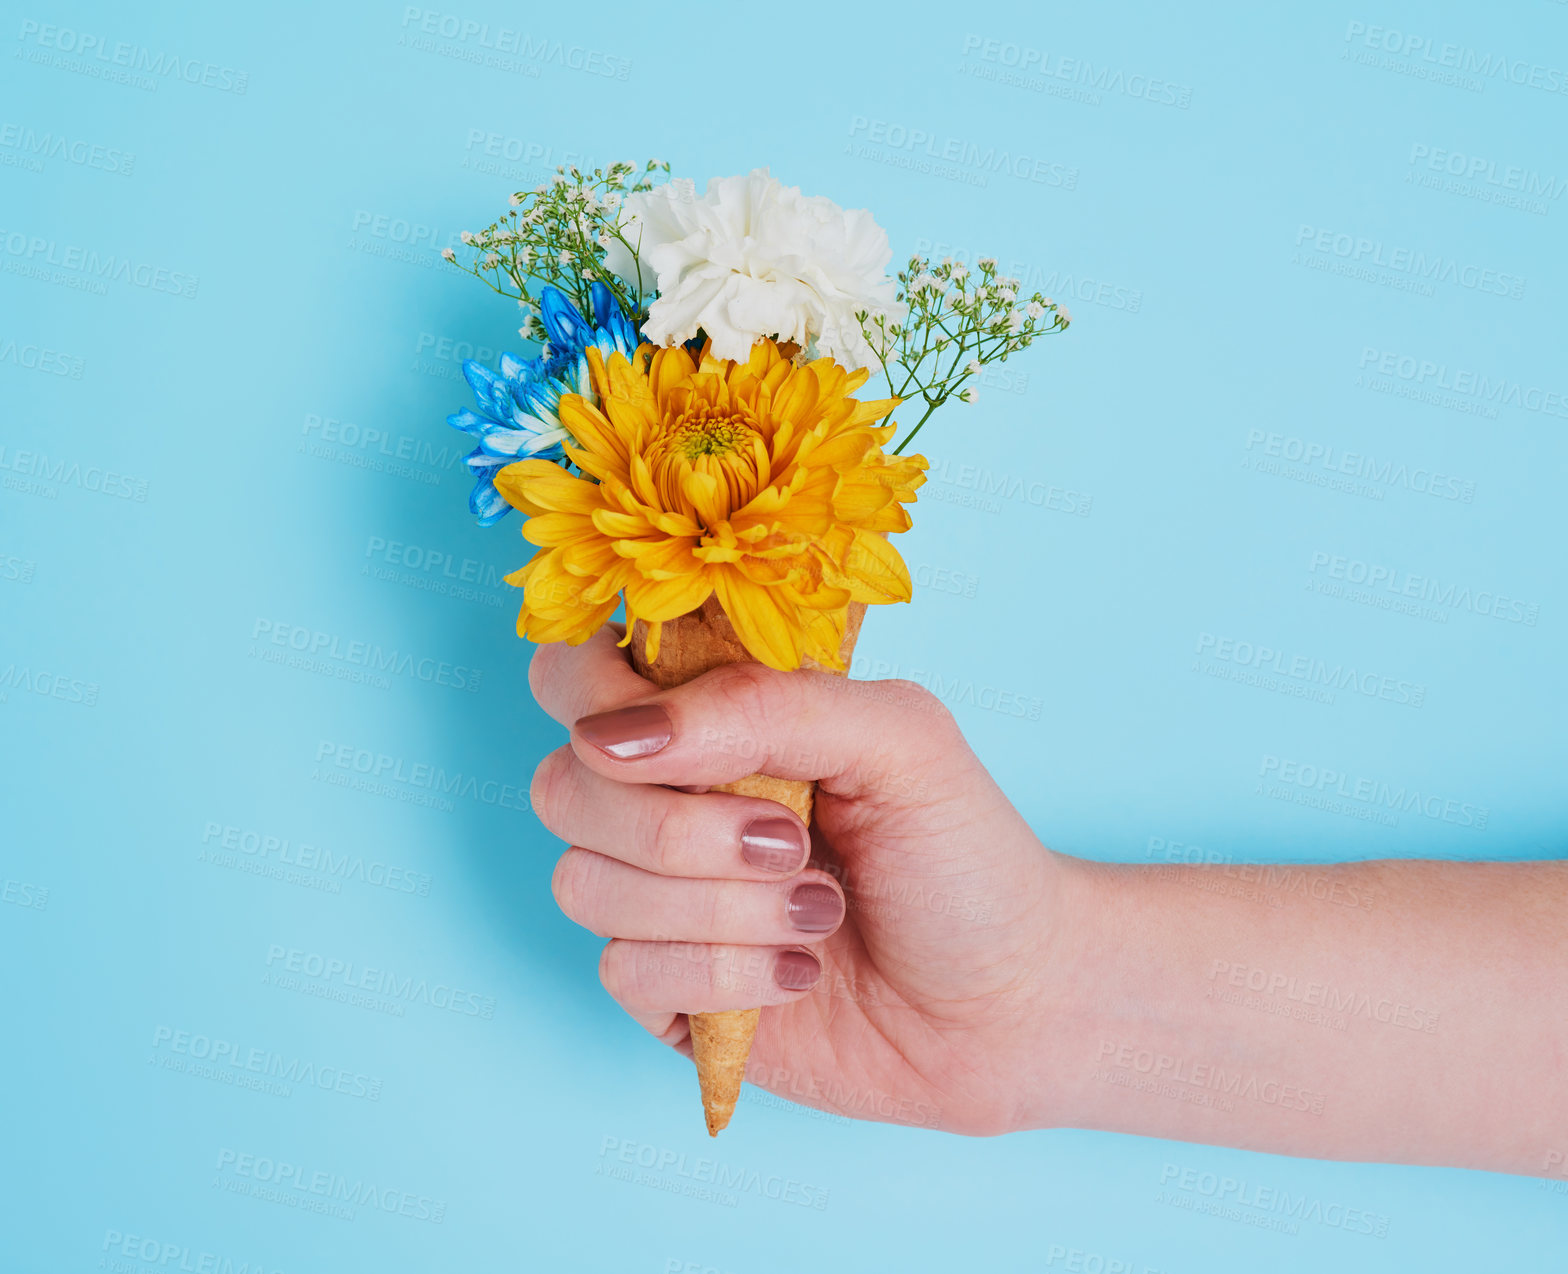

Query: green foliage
left=444, top=159, right=670, bottom=339
left=859, top=255, right=1070, bottom=454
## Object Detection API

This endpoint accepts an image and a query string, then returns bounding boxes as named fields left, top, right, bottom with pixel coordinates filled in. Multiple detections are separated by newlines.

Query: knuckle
left=708, top=661, right=787, bottom=734
left=549, top=849, right=594, bottom=930
left=526, top=640, right=561, bottom=704
left=549, top=851, right=577, bottom=915
left=710, top=943, right=766, bottom=1000
left=529, top=746, right=574, bottom=829
left=597, top=940, right=627, bottom=1000
left=881, top=677, right=956, bottom=731
left=693, top=877, right=732, bottom=938
left=636, top=794, right=687, bottom=875
left=600, top=939, right=664, bottom=1007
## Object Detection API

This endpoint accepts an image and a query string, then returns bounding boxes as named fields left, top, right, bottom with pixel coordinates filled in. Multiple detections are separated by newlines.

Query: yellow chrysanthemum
left=493, top=338, right=927, bottom=671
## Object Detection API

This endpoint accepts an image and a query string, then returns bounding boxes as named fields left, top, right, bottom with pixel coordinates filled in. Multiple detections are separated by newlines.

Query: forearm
left=1034, top=852, right=1568, bottom=1177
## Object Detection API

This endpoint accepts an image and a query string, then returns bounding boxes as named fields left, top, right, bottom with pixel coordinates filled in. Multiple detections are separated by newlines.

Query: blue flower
left=446, top=282, right=643, bottom=526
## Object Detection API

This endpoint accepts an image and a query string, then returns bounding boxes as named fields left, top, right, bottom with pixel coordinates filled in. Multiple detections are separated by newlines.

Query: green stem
left=892, top=397, right=941, bottom=455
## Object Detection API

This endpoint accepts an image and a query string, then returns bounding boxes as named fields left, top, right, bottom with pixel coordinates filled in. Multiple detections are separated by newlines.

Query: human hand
left=528, top=626, right=1088, bottom=1135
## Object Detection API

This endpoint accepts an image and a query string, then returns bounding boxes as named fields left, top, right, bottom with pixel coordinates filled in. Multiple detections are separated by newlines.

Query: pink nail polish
left=774, top=949, right=821, bottom=992
left=741, top=817, right=807, bottom=874
left=575, top=703, right=672, bottom=759
left=787, top=883, right=843, bottom=932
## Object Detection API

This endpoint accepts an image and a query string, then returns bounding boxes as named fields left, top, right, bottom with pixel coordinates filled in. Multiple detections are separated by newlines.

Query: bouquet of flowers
left=440, top=159, right=1069, bottom=1134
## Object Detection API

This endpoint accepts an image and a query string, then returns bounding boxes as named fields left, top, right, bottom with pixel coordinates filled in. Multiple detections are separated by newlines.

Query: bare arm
left=527, top=632, right=1562, bottom=1174
left=1035, top=854, right=1568, bottom=1177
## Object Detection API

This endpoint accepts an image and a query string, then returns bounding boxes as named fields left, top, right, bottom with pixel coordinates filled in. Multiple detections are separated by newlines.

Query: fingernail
left=787, top=883, right=844, bottom=933
left=575, top=703, right=672, bottom=759
left=740, top=817, right=807, bottom=874
left=774, top=948, right=821, bottom=992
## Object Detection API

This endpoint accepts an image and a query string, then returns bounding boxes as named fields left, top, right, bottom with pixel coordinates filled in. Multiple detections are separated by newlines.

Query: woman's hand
left=527, top=626, right=1085, bottom=1135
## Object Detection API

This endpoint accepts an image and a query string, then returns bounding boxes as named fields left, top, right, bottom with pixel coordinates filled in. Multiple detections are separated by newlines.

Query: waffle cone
left=630, top=597, right=867, bottom=1134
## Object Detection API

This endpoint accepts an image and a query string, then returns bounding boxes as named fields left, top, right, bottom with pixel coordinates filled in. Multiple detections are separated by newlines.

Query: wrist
left=1017, top=850, right=1139, bottom=1133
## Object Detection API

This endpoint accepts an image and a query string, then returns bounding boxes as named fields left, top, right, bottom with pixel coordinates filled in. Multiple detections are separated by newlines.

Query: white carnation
left=601, top=168, right=905, bottom=370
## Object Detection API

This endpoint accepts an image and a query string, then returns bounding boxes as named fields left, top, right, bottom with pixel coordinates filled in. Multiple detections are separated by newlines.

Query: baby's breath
left=444, top=158, right=670, bottom=324
left=858, top=255, right=1070, bottom=455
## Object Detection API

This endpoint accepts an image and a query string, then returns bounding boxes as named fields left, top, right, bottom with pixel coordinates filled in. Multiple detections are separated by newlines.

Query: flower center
left=648, top=402, right=767, bottom=521
left=671, top=412, right=751, bottom=460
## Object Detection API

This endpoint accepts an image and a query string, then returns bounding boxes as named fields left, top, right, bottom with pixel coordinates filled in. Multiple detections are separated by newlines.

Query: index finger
left=527, top=623, right=659, bottom=728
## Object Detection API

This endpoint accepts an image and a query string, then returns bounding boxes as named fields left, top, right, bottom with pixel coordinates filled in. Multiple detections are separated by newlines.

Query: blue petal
left=539, top=285, right=593, bottom=353
left=589, top=281, right=617, bottom=328
left=463, top=359, right=503, bottom=402
left=488, top=387, right=516, bottom=421
left=499, top=351, right=529, bottom=382
left=470, top=477, right=512, bottom=526
left=464, top=445, right=509, bottom=473
left=518, top=378, right=562, bottom=415
left=447, top=408, right=495, bottom=437
left=525, top=431, right=570, bottom=458
left=480, top=428, right=539, bottom=458
left=588, top=282, right=642, bottom=353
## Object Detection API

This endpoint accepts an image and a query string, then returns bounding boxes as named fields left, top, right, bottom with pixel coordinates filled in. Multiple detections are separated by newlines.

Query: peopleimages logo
left=0, top=337, right=85, bottom=378
left=14, top=20, right=249, bottom=93
left=201, top=822, right=433, bottom=897
left=1157, top=1163, right=1391, bottom=1238
left=397, top=8, right=631, bottom=79
left=1342, top=20, right=1568, bottom=97
left=302, top=413, right=467, bottom=471
left=1260, top=755, right=1488, bottom=830
left=1407, top=144, right=1566, bottom=201
left=414, top=330, right=499, bottom=368
left=1096, top=1040, right=1327, bottom=1114
left=1357, top=348, right=1568, bottom=419
left=1293, top=225, right=1524, bottom=298
left=1306, top=550, right=1540, bottom=626
left=253, top=619, right=482, bottom=692
left=1, top=878, right=49, bottom=910
left=101, top=1230, right=287, bottom=1274
left=348, top=209, right=464, bottom=252
left=1243, top=429, right=1475, bottom=503
left=215, top=1148, right=446, bottom=1222
left=846, top=116, right=1079, bottom=188
left=1206, top=961, right=1439, bottom=1034
left=598, top=1136, right=830, bottom=1210
left=0, top=445, right=148, bottom=501
left=1196, top=632, right=1426, bottom=707
left=958, top=33, right=1193, bottom=110
left=0, top=227, right=199, bottom=296
left=0, top=123, right=135, bottom=175
left=151, top=1026, right=385, bottom=1099
left=312, top=739, right=530, bottom=812
left=924, top=457, right=1093, bottom=517
left=363, top=536, right=510, bottom=590
left=0, top=663, right=99, bottom=706
left=264, top=945, right=496, bottom=1018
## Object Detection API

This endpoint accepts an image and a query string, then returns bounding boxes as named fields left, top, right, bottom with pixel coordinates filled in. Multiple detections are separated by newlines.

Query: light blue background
left=4, top=0, right=1566, bottom=1269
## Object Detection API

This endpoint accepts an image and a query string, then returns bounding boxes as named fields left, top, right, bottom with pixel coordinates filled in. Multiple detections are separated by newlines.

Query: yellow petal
left=625, top=569, right=712, bottom=622
left=497, top=460, right=604, bottom=514
left=799, top=603, right=849, bottom=670
left=558, top=395, right=629, bottom=469
left=522, top=511, right=600, bottom=548
left=638, top=619, right=663, bottom=663
left=839, top=529, right=912, bottom=603
left=714, top=571, right=802, bottom=671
